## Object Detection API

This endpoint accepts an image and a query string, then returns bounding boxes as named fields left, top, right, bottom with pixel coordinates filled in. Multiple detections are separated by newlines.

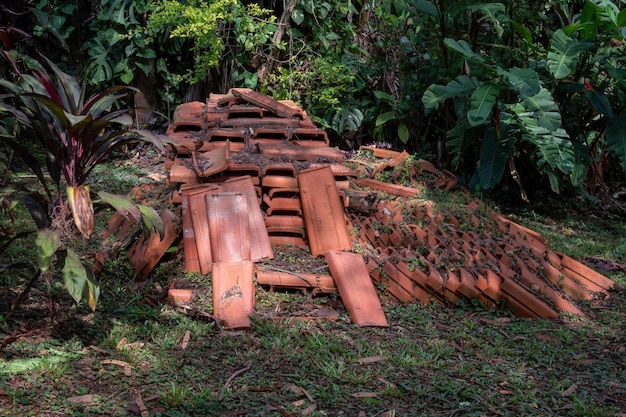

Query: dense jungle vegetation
left=2, top=0, right=625, bottom=201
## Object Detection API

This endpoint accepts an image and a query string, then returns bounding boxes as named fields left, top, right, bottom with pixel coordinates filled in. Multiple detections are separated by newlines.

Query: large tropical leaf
left=547, top=29, right=587, bottom=79
left=35, top=229, right=62, bottom=274
left=467, top=83, right=500, bottom=126
left=502, top=67, right=541, bottom=97
left=62, top=248, right=88, bottom=304
left=67, top=185, right=94, bottom=238
left=97, top=190, right=142, bottom=222
left=477, top=126, right=515, bottom=190
left=423, top=75, right=479, bottom=111
left=467, top=3, right=507, bottom=37
left=518, top=88, right=562, bottom=131
left=606, top=116, right=626, bottom=173
left=443, top=39, right=485, bottom=62
left=446, top=118, right=471, bottom=168
left=525, top=127, right=575, bottom=175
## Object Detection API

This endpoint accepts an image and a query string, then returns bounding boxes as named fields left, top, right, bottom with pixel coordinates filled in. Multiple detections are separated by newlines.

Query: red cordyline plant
left=0, top=52, right=168, bottom=311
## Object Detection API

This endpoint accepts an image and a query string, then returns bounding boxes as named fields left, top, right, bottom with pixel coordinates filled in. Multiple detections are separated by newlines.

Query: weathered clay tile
left=222, top=176, right=274, bottom=262
left=256, top=269, right=336, bottom=293
left=263, top=194, right=302, bottom=216
left=230, top=88, right=303, bottom=119
left=353, top=178, right=421, bottom=197
left=212, top=261, right=255, bottom=329
left=184, top=185, right=221, bottom=274
left=500, top=277, right=558, bottom=318
left=325, top=250, right=388, bottom=327
left=207, top=129, right=247, bottom=151
left=181, top=195, right=200, bottom=273
left=559, top=252, right=617, bottom=291
left=291, top=127, right=329, bottom=146
left=299, top=166, right=353, bottom=257
left=206, top=192, right=251, bottom=263
left=128, top=209, right=181, bottom=280
left=258, top=143, right=346, bottom=162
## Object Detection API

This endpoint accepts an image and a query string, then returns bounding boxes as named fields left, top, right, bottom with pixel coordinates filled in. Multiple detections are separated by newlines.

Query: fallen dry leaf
left=301, top=403, right=317, bottom=415
left=350, top=392, right=379, bottom=398
left=357, top=355, right=388, bottom=364
left=67, top=394, right=95, bottom=405
left=290, top=399, right=306, bottom=407
left=560, top=384, right=577, bottom=397
left=135, top=395, right=149, bottom=417
left=534, top=332, right=558, bottom=342
left=285, top=383, right=314, bottom=402
left=181, top=330, right=191, bottom=350
left=101, top=359, right=132, bottom=376
left=146, top=173, right=168, bottom=182
left=498, top=390, right=513, bottom=395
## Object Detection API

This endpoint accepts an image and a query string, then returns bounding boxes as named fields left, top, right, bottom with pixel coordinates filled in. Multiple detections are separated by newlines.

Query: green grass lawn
left=1, top=160, right=624, bottom=417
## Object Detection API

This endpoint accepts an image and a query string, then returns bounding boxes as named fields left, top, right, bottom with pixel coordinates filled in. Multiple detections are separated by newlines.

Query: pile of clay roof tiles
left=137, top=88, right=621, bottom=329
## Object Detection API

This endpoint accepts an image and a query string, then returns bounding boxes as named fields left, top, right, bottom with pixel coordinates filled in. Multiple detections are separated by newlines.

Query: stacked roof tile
left=139, top=88, right=621, bottom=328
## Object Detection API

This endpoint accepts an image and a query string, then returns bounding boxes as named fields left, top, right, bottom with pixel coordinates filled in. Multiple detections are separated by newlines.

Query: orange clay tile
left=169, top=159, right=200, bottom=184
left=500, top=277, right=558, bottom=318
left=222, top=176, right=274, bottom=262
left=207, top=129, right=247, bottom=151
left=128, top=209, right=181, bottom=280
left=181, top=194, right=200, bottom=273
left=184, top=185, right=221, bottom=274
left=559, top=252, right=617, bottom=291
left=212, top=261, right=255, bottom=329
left=325, top=250, right=388, bottom=327
left=257, top=143, right=346, bottom=162
left=352, top=178, right=421, bottom=197
left=230, top=88, right=303, bottom=119
left=509, top=253, right=584, bottom=316
left=299, top=166, right=353, bottom=257
left=192, top=144, right=230, bottom=178
left=290, top=128, right=329, bottom=146
left=263, top=194, right=303, bottom=216
left=206, top=192, right=251, bottom=263
left=541, top=259, right=592, bottom=300
left=255, top=268, right=336, bottom=293
left=382, top=261, right=431, bottom=305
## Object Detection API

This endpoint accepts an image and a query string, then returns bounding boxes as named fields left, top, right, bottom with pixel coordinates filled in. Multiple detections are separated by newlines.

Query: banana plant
left=422, top=0, right=626, bottom=198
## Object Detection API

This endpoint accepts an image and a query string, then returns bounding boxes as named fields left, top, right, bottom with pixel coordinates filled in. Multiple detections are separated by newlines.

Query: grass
left=1, top=154, right=625, bottom=417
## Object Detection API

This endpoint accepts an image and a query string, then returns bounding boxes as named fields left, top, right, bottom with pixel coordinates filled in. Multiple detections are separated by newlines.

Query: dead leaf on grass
left=498, top=390, right=513, bottom=395
left=285, top=383, right=314, bottom=402
left=135, top=395, right=149, bottom=417
left=560, top=384, right=577, bottom=397
left=101, top=359, right=132, bottom=376
left=534, top=332, right=558, bottom=342
left=146, top=173, right=168, bottom=182
left=350, top=392, right=379, bottom=398
left=357, top=355, right=388, bottom=364
left=181, top=330, right=191, bottom=350
left=67, top=394, right=96, bottom=405
left=290, top=399, right=306, bottom=407
left=479, top=317, right=511, bottom=325
left=301, top=403, right=317, bottom=415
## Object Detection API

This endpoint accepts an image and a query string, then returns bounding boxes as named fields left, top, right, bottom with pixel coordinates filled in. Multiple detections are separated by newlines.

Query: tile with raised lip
left=256, top=268, right=336, bottom=293
left=325, top=250, right=388, bottom=327
left=299, top=166, right=352, bottom=257
left=222, top=176, right=274, bottom=262
left=500, top=277, right=558, bottom=318
left=206, top=192, right=251, bottom=263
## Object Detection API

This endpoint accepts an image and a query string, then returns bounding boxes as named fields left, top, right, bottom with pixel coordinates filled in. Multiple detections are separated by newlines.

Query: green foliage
left=422, top=0, right=626, bottom=197
left=0, top=52, right=167, bottom=310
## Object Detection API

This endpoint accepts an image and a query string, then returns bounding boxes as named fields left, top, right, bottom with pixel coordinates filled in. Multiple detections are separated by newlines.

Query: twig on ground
left=218, top=361, right=252, bottom=401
